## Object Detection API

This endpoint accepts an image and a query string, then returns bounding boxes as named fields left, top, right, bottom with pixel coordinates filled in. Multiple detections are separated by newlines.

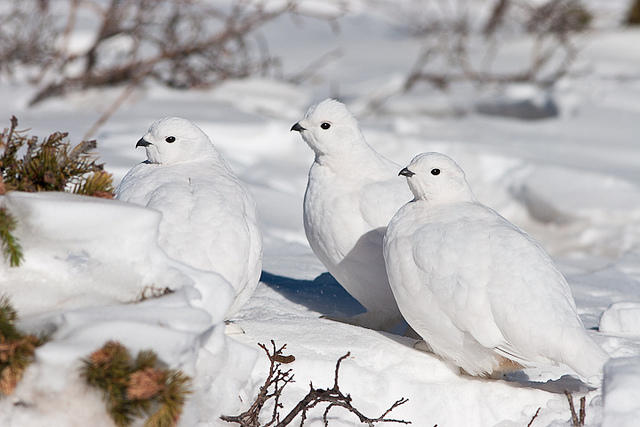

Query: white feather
left=294, top=99, right=412, bottom=330
left=116, top=117, right=262, bottom=317
left=384, top=152, right=608, bottom=382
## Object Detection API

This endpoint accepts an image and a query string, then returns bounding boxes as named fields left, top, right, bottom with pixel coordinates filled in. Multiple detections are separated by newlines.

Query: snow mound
left=509, top=166, right=640, bottom=257
left=0, top=191, right=258, bottom=426
left=1, top=292, right=257, bottom=427
left=600, top=303, right=640, bottom=336
left=602, top=357, right=640, bottom=427
left=0, top=191, right=233, bottom=320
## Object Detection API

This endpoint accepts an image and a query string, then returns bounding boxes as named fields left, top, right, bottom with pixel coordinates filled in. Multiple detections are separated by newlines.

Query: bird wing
left=412, top=203, right=580, bottom=365
left=412, top=210, right=507, bottom=350
left=481, top=210, right=582, bottom=361
left=117, top=161, right=260, bottom=293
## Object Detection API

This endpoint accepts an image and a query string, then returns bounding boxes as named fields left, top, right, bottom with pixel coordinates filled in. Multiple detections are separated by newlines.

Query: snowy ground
left=2, top=1, right=640, bottom=426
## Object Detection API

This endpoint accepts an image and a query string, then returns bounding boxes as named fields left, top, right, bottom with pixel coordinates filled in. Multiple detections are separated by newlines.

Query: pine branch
left=74, top=171, right=114, bottom=198
left=82, top=341, right=191, bottom=427
left=0, top=116, right=114, bottom=197
left=0, top=115, right=116, bottom=268
left=0, top=207, right=23, bottom=267
left=0, top=296, right=45, bottom=395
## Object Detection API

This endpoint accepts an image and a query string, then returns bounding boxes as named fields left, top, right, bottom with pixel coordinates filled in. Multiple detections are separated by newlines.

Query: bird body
left=384, top=152, right=608, bottom=381
left=116, top=117, right=262, bottom=317
left=293, top=99, right=411, bottom=331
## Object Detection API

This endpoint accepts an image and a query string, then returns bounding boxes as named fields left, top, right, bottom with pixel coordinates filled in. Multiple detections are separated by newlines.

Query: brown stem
left=527, top=407, right=541, bottom=427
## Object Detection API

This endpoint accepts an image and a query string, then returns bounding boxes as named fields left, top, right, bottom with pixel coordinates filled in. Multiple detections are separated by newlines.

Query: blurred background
left=1, top=0, right=640, bottom=324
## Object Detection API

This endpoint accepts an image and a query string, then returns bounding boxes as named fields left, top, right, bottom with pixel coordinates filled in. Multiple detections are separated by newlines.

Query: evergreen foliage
left=0, top=115, right=115, bottom=267
left=0, top=207, right=22, bottom=267
left=0, top=116, right=114, bottom=196
left=81, top=341, right=191, bottom=427
left=0, top=296, right=45, bottom=396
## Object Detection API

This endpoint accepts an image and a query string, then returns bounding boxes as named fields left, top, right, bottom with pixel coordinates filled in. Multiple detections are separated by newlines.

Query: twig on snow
left=221, top=341, right=411, bottom=426
left=527, top=407, right=541, bottom=427
left=564, top=391, right=585, bottom=426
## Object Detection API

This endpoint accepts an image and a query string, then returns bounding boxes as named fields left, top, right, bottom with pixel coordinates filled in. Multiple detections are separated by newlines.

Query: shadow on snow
left=259, top=271, right=592, bottom=394
left=260, top=270, right=366, bottom=318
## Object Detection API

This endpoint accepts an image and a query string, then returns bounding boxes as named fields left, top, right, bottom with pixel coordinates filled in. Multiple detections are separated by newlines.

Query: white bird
left=116, top=117, right=262, bottom=317
left=291, top=99, right=412, bottom=331
left=383, top=152, right=608, bottom=382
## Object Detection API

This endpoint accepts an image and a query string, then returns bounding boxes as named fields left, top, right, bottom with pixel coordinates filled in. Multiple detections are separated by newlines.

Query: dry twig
left=221, top=341, right=411, bottom=427
left=0, top=0, right=343, bottom=135
left=361, top=0, right=591, bottom=113
left=402, top=0, right=588, bottom=91
left=564, top=391, right=585, bottom=426
left=0, top=0, right=342, bottom=105
left=527, top=407, right=541, bottom=427
left=220, top=341, right=296, bottom=426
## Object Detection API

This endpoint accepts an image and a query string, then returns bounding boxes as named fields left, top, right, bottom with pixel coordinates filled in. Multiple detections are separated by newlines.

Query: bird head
left=290, top=99, right=365, bottom=157
left=400, top=152, right=475, bottom=203
left=136, top=117, right=215, bottom=165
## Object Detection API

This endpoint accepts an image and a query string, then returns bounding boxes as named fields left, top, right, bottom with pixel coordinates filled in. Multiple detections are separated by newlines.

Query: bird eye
left=165, top=136, right=176, bottom=143
left=431, top=168, right=440, bottom=175
left=320, top=122, right=331, bottom=130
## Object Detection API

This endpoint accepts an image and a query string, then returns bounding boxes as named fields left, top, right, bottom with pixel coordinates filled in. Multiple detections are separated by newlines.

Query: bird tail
left=562, top=331, right=609, bottom=386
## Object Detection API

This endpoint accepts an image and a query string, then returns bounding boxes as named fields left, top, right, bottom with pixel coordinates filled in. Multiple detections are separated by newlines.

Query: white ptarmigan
left=291, top=99, right=412, bottom=331
left=116, top=117, right=262, bottom=317
left=383, top=152, right=608, bottom=382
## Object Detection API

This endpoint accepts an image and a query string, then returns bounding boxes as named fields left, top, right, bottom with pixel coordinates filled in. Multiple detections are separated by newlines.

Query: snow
left=0, top=191, right=233, bottom=320
left=600, top=303, right=640, bottom=336
left=602, top=357, right=640, bottom=427
left=0, top=192, right=251, bottom=426
left=1, top=1, right=640, bottom=426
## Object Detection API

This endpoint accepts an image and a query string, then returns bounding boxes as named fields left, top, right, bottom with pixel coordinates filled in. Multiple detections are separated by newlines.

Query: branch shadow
left=260, top=271, right=365, bottom=318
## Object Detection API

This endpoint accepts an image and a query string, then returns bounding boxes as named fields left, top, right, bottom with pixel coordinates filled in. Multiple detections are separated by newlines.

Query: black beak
left=136, top=138, right=151, bottom=148
left=290, top=122, right=306, bottom=132
left=398, top=167, right=415, bottom=177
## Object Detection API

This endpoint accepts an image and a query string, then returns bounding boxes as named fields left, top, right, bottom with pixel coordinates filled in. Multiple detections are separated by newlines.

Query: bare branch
left=361, top=0, right=591, bottom=114
left=286, top=48, right=343, bottom=85
left=0, top=0, right=342, bottom=109
left=564, top=391, right=585, bottom=427
left=527, top=407, right=541, bottom=427
left=484, top=0, right=510, bottom=37
left=220, top=340, right=296, bottom=427
left=82, top=80, right=139, bottom=140
left=221, top=342, right=411, bottom=427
